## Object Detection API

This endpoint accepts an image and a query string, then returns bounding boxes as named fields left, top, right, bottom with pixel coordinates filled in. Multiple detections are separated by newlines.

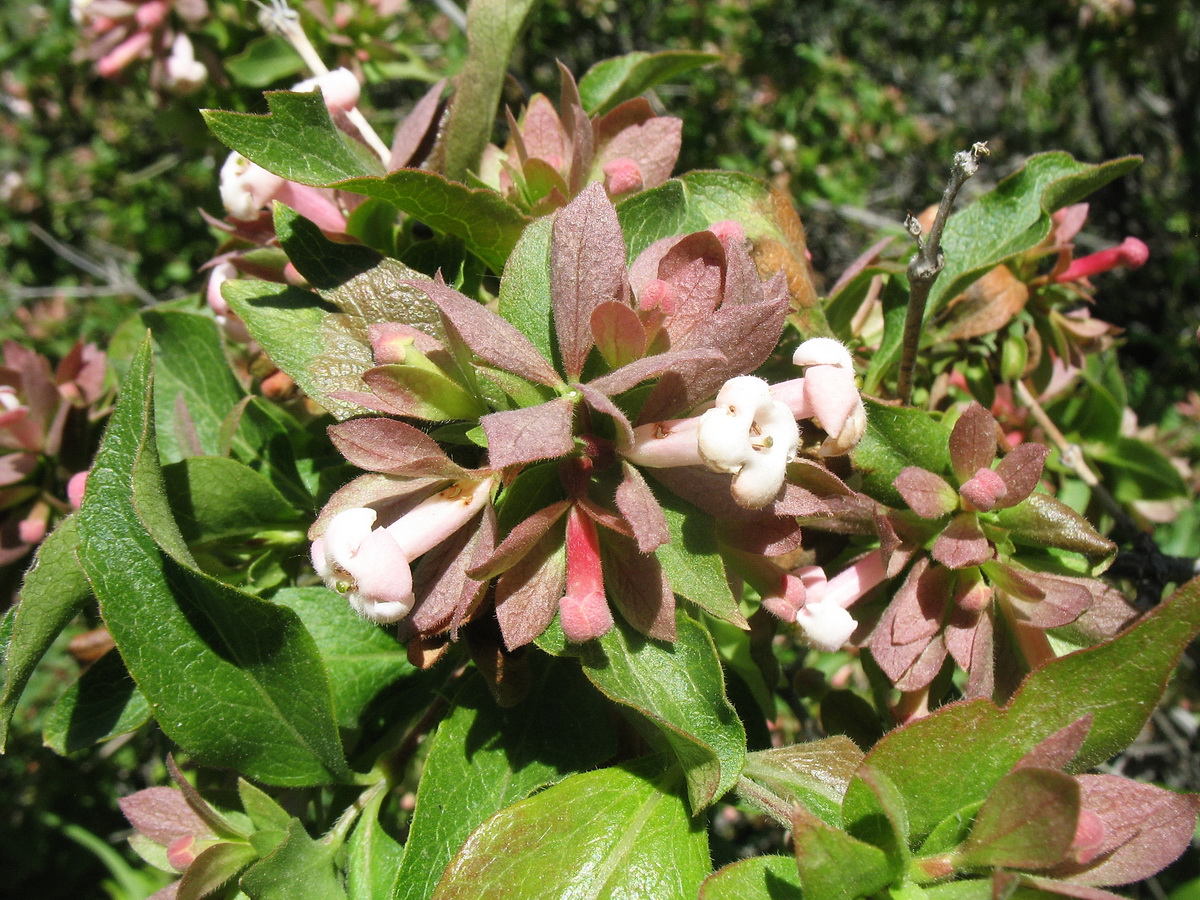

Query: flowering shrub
left=2, top=2, right=1198, bottom=898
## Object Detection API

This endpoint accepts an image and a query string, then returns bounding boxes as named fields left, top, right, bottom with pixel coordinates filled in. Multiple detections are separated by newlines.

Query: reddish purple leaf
left=893, top=466, right=958, bottom=519
left=870, top=558, right=948, bottom=686
left=575, top=381, right=634, bottom=448
left=565, top=104, right=594, bottom=197
left=615, top=462, right=670, bottom=553
left=993, top=442, right=1051, bottom=508
left=550, top=183, right=628, bottom=378
left=119, top=787, right=213, bottom=845
left=602, top=532, right=676, bottom=640
left=950, top=403, right=999, bottom=485
left=494, top=527, right=567, bottom=651
left=715, top=515, right=804, bottom=556
left=1049, top=775, right=1200, bottom=886
left=405, top=507, right=493, bottom=639
left=945, top=604, right=995, bottom=699
left=1013, top=716, right=1093, bottom=773
left=1003, top=570, right=1093, bottom=629
left=468, top=500, right=571, bottom=581
left=931, top=513, right=994, bottom=569
left=407, top=278, right=562, bottom=388
left=481, top=398, right=577, bottom=469
left=590, top=300, right=646, bottom=369
left=389, top=78, right=446, bottom=170
left=586, top=347, right=724, bottom=398
left=893, top=632, right=948, bottom=692
left=1021, top=876, right=1128, bottom=900
left=328, top=417, right=462, bottom=477
left=656, top=231, right=725, bottom=343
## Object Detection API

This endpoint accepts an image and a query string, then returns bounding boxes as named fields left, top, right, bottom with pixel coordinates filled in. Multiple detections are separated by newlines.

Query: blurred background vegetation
left=1, top=0, right=1197, bottom=896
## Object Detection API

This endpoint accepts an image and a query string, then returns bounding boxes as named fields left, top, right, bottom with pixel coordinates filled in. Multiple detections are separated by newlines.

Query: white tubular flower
left=384, top=478, right=492, bottom=559
left=796, top=600, right=858, bottom=653
left=219, top=152, right=284, bottom=221
left=312, top=507, right=414, bottom=624
left=697, top=375, right=799, bottom=508
left=292, top=67, right=361, bottom=113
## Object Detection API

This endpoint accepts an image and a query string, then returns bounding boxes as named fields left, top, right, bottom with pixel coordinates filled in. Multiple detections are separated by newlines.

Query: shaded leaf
left=390, top=660, right=615, bottom=900
left=42, top=649, right=152, bottom=753
left=742, top=737, right=865, bottom=827
left=582, top=611, right=745, bottom=811
left=77, top=342, right=349, bottom=786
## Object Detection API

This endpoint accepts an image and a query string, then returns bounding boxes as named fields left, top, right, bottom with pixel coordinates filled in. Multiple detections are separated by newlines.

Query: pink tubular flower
left=312, top=478, right=493, bottom=623
left=1055, top=236, right=1149, bottom=283
left=761, top=550, right=888, bottom=652
left=771, top=337, right=867, bottom=456
left=292, top=67, right=361, bottom=113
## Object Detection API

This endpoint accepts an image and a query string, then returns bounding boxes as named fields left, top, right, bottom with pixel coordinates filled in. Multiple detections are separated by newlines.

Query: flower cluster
left=0, top=341, right=107, bottom=566
left=307, top=184, right=867, bottom=653
left=72, top=0, right=209, bottom=92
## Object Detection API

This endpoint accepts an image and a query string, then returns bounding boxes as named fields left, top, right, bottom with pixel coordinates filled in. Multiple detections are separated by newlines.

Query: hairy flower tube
left=311, top=478, right=493, bottom=624
left=762, top=551, right=889, bottom=652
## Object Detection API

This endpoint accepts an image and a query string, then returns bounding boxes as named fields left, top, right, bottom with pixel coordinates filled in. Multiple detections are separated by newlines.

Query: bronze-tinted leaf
left=938, top=265, right=1031, bottom=342
left=328, top=417, right=462, bottom=477
left=949, top=403, right=998, bottom=485
left=615, top=462, right=669, bottom=553
left=994, top=442, right=1051, bottom=508
left=931, top=513, right=994, bottom=569
left=481, top=398, right=576, bottom=469
left=551, top=183, right=628, bottom=378
left=602, top=532, right=675, bottom=640
left=893, top=466, right=958, bottom=519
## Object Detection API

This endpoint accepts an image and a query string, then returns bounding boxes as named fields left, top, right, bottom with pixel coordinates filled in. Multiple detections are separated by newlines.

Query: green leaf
left=742, top=737, right=865, bottom=827
left=222, top=279, right=362, bottom=419
left=433, top=0, right=541, bottom=182
left=699, top=855, right=803, bottom=900
left=433, top=758, right=708, bottom=900
left=390, top=658, right=615, bottom=900
left=42, top=649, right=152, bottom=753
left=994, top=494, right=1115, bottom=572
left=845, top=574, right=1200, bottom=840
left=139, top=310, right=247, bottom=462
left=271, top=587, right=415, bottom=730
left=578, top=50, right=720, bottom=115
left=163, top=457, right=303, bottom=545
left=76, top=341, right=350, bottom=786
left=498, top=215, right=556, bottom=364
left=918, top=801, right=984, bottom=856
left=203, top=91, right=383, bottom=184
left=240, top=819, right=348, bottom=900
left=332, top=171, right=530, bottom=272
left=582, top=611, right=746, bottom=812
left=862, top=275, right=910, bottom=395
left=842, top=765, right=912, bottom=878
left=0, top=516, right=91, bottom=751
left=1091, top=436, right=1189, bottom=502
left=224, top=35, right=306, bottom=87
left=926, top=153, right=1140, bottom=317
left=792, top=803, right=894, bottom=900
left=655, top=491, right=745, bottom=628
left=851, top=399, right=952, bottom=507
left=959, top=768, right=1079, bottom=869
left=275, top=202, right=385, bottom=289
left=178, top=841, right=258, bottom=900
left=238, top=779, right=294, bottom=833
left=348, top=785, right=403, bottom=900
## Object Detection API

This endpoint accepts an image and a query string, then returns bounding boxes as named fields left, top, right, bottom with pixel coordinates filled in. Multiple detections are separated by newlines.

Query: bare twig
left=12, top=224, right=158, bottom=306
left=896, top=142, right=989, bottom=404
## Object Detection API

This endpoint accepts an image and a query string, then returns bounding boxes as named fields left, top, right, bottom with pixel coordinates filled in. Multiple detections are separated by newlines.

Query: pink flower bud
left=96, top=29, right=153, bottom=77
left=637, top=279, right=676, bottom=315
left=559, top=506, right=613, bottom=642
left=601, top=157, right=644, bottom=196
left=166, top=835, right=199, bottom=871
left=1055, top=236, right=1149, bottom=282
left=134, top=0, right=168, bottom=30
left=708, top=220, right=746, bottom=248
left=67, top=470, right=89, bottom=509
left=1069, top=808, right=1107, bottom=865
left=219, top=152, right=284, bottom=221
left=958, top=466, right=1008, bottom=512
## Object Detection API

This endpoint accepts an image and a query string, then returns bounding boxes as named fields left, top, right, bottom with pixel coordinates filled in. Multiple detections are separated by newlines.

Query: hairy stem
left=734, top=775, right=794, bottom=830
left=897, top=143, right=989, bottom=404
